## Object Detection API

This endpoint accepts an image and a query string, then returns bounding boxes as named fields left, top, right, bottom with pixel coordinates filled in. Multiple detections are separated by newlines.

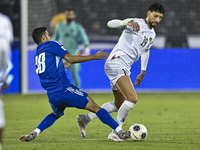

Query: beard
left=149, top=21, right=158, bottom=27
left=67, top=18, right=74, bottom=23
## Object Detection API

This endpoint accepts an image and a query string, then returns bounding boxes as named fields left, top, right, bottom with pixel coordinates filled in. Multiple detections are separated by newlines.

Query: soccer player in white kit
left=0, top=12, right=13, bottom=149
left=77, top=3, right=165, bottom=141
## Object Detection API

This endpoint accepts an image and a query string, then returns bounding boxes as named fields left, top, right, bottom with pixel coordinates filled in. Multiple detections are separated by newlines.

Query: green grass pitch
left=2, top=92, right=200, bottom=150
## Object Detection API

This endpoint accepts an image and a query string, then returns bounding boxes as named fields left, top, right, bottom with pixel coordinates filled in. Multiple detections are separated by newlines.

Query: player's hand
left=94, top=49, right=109, bottom=59
left=128, top=21, right=140, bottom=32
left=135, top=71, right=146, bottom=87
left=76, top=50, right=83, bottom=56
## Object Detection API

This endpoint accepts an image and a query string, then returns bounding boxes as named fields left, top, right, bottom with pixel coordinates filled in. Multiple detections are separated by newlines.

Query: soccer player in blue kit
left=20, top=27, right=130, bottom=142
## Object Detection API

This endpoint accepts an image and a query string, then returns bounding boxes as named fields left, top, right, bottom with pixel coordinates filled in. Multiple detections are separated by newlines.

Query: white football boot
left=77, top=115, right=88, bottom=138
left=20, top=131, right=37, bottom=142
left=108, top=130, right=130, bottom=142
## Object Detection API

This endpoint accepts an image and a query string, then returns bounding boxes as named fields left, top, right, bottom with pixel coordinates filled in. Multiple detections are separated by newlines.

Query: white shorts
left=0, top=100, right=5, bottom=128
left=104, top=56, right=131, bottom=90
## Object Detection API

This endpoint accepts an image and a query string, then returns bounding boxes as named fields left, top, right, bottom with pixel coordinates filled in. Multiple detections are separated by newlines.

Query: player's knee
left=133, top=98, right=138, bottom=104
left=91, top=104, right=101, bottom=113
left=87, top=103, right=101, bottom=113
left=85, top=96, right=101, bottom=113
left=53, top=112, right=61, bottom=119
left=127, top=96, right=138, bottom=104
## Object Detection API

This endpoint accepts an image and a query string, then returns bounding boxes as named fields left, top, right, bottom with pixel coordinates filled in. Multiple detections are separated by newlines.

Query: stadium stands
left=0, top=0, right=200, bottom=47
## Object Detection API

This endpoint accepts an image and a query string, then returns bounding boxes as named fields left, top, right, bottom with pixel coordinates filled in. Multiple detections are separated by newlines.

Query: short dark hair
left=32, top=27, right=47, bottom=45
left=148, top=3, right=166, bottom=14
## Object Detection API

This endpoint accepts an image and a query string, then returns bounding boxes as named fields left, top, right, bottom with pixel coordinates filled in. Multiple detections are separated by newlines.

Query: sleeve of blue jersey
left=51, top=41, right=69, bottom=58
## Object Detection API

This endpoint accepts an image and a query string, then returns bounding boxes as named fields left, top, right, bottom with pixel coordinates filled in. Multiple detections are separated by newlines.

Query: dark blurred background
left=1, top=0, right=199, bottom=48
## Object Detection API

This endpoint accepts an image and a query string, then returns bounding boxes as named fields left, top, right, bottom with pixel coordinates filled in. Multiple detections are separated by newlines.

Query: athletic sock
left=101, top=101, right=118, bottom=112
left=96, top=108, right=119, bottom=130
left=34, top=128, right=41, bottom=136
left=86, top=101, right=118, bottom=123
left=36, top=113, right=58, bottom=134
left=116, top=100, right=135, bottom=127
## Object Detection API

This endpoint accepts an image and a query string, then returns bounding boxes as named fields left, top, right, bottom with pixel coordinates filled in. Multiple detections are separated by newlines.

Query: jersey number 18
left=35, top=52, right=45, bottom=74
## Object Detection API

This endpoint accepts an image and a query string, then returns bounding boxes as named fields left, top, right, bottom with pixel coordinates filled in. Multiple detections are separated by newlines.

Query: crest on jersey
left=149, top=37, right=152, bottom=42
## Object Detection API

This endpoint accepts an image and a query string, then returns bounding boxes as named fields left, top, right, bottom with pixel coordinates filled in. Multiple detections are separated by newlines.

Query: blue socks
left=36, top=109, right=119, bottom=134
left=37, top=113, right=58, bottom=132
left=96, top=108, right=119, bottom=130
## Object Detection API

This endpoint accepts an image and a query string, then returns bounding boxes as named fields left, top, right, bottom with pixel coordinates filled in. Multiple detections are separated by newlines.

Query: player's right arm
left=63, top=49, right=108, bottom=64
left=107, top=18, right=140, bottom=32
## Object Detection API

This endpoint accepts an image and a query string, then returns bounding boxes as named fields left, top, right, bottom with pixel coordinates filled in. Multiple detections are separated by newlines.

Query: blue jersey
left=35, top=41, right=70, bottom=93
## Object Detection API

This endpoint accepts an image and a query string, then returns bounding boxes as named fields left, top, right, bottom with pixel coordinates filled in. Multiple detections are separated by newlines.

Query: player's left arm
left=135, top=49, right=150, bottom=87
left=78, top=25, right=90, bottom=55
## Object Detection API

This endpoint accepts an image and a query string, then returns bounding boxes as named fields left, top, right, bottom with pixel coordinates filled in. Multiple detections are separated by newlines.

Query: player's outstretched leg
left=81, top=95, right=130, bottom=141
left=20, top=112, right=59, bottom=142
left=95, top=108, right=129, bottom=141
left=108, top=76, right=137, bottom=141
left=76, top=101, right=118, bottom=137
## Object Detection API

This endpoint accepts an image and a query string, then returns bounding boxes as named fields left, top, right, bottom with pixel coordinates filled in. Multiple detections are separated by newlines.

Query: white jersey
left=0, top=13, right=13, bottom=83
left=0, top=13, right=13, bottom=44
left=108, top=18, right=156, bottom=67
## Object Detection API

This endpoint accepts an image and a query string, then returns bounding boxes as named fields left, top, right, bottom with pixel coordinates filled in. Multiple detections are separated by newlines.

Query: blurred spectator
left=0, top=12, right=14, bottom=150
left=50, top=12, right=66, bottom=35
left=52, top=8, right=90, bottom=88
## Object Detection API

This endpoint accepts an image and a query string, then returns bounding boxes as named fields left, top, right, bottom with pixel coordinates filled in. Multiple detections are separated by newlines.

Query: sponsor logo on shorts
left=65, top=87, right=84, bottom=96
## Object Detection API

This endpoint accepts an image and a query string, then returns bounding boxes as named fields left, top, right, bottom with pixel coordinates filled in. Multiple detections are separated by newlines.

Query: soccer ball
left=129, top=123, right=148, bottom=141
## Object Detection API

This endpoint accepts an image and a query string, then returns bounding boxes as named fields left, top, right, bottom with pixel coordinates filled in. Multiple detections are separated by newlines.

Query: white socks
left=116, top=100, right=135, bottom=127
left=34, top=128, right=41, bottom=136
left=115, top=126, right=122, bottom=133
left=86, top=101, right=118, bottom=122
left=86, top=100, right=135, bottom=128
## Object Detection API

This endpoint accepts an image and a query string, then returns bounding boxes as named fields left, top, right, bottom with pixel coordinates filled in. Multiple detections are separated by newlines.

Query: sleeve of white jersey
left=141, top=49, right=150, bottom=71
left=6, top=16, right=14, bottom=44
left=107, top=18, right=135, bottom=28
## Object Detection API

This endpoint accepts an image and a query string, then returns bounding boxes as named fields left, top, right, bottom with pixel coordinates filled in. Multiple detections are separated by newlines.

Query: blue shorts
left=47, top=84, right=88, bottom=116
